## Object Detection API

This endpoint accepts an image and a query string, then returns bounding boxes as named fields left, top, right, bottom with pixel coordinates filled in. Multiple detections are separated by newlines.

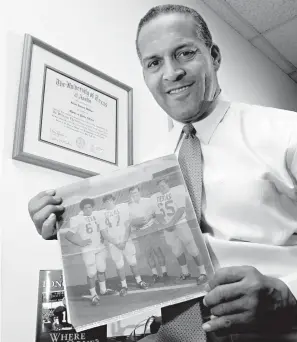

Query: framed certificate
left=13, top=34, right=133, bottom=178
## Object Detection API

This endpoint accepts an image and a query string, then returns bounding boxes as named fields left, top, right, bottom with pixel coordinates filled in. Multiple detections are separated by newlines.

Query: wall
left=1, top=0, right=297, bottom=341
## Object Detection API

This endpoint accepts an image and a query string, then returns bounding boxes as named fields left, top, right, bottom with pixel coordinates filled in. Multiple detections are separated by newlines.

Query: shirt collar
left=169, top=96, right=231, bottom=145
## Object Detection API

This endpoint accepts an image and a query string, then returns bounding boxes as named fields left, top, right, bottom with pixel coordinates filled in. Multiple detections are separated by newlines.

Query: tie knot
left=182, top=123, right=196, bottom=138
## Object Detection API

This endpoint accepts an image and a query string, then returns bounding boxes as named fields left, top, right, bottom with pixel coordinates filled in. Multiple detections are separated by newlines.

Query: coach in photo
left=29, top=3, right=297, bottom=342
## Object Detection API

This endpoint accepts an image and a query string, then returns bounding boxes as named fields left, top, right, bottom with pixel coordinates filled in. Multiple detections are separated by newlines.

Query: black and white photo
left=56, top=154, right=213, bottom=331
left=5, top=2, right=297, bottom=342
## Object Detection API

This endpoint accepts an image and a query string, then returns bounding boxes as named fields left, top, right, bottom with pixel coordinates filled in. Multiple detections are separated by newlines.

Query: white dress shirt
left=150, top=100, right=297, bottom=303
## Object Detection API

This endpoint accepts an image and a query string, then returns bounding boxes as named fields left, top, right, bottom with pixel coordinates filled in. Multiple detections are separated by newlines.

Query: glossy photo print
left=56, top=154, right=214, bottom=331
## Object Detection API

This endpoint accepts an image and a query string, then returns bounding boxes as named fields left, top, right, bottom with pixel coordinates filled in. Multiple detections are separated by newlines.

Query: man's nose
left=163, top=60, right=186, bottom=82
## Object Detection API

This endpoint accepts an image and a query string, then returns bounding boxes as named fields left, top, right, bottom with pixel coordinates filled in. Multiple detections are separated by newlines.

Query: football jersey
left=129, top=197, right=155, bottom=230
left=53, top=306, right=67, bottom=325
left=102, top=203, right=130, bottom=244
left=69, top=211, right=104, bottom=252
left=152, top=185, right=187, bottom=224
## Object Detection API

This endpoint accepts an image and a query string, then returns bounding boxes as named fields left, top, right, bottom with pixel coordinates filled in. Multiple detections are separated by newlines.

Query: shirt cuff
left=280, top=272, right=297, bottom=300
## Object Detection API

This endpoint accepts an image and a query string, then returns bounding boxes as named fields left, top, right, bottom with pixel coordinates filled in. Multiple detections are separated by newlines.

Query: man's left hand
left=202, top=266, right=297, bottom=335
left=117, top=242, right=126, bottom=250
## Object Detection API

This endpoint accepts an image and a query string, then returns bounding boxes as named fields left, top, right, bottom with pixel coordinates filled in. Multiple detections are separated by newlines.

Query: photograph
left=3, top=2, right=297, bottom=342
left=56, top=154, right=214, bottom=331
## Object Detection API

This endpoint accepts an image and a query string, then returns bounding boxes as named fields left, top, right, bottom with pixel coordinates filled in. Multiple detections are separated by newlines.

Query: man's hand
left=202, top=266, right=297, bottom=335
left=81, top=239, right=92, bottom=247
left=131, top=217, right=148, bottom=229
left=28, top=190, right=65, bottom=240
left=164, top=224, right=176, bottom=232
left=117, top=242, right=126, bottom=250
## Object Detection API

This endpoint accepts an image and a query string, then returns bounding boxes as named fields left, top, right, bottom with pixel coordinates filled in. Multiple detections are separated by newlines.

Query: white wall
left=1, top=0, right=297, bottom=341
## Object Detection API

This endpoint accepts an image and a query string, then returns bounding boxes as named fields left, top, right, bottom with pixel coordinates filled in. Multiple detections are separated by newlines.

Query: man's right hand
left=28, top=189, right=65, bottom=240
left=117, top=242, right=127, bottom=250
left=81, top=239, right=92, bottom=247
left=131, top=217, right=147, bottom=229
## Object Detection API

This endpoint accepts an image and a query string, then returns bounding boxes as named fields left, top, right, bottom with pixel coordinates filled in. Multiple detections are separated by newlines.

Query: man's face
left=130, top=188, right=141, bottom=203
left=138, top=13, right=219, bottom=123
left=158, top=181, right=169, bottom=194
left=82, top=204, right=93, bottom=216
left=105, top=199, right=115, bottom=210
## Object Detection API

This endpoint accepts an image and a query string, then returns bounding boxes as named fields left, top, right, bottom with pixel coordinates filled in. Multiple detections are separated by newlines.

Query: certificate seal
left=76, top=137, right=86, bottom=149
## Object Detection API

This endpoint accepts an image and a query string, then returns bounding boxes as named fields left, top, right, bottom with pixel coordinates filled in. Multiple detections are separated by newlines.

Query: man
left=135, top=4, right=297, bottom=340
left=53, top=297, right=72, bottom=329
left=100, top=194, right=149, bottom=296
left=65, top=198, right=116, bottom=306
left=28, top=3, right=297, bottom=341
left=153, top=178, right=207, bottom=283
left=128, top=185, right=168, bottom=283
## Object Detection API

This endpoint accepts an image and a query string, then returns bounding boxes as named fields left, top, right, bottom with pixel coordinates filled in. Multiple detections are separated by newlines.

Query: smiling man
left=135, top=5, right=297, bottom=342
left=28, top=4, right=297, bottom=342
left=138, top=15, right=218, bottom=125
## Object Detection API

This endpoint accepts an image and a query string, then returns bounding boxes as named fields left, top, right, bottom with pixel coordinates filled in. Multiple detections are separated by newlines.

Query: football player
left=152, top=178, right=207, bottom=284
left=65, top=198, right=116, bottom=306
left=53, top=297, right=72, bottom=329
left=53, top=298, right=67, bottom=326
left=128, top=185, right=168, bottom=283
left=100, top=194, right=149, bottom=296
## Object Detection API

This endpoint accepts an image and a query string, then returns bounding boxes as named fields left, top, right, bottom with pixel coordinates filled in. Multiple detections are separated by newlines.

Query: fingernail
left=57, top=205, right=65, bottom=210
left=203, top=297, right=207, bottom=307
left=46, top=189, right=55, bottom=195
left=53, top=196, right=62, bottom=202
left=204, top=283, right=211, bottom=292
left=202, top=323, right=211, bottom=332
left=48, top=213, right=56, bottom=220
left=210, top=315, right=217, bottom=320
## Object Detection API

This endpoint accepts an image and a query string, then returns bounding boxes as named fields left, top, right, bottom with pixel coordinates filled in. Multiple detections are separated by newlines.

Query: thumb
left=42, top=213, right=57, bottom=240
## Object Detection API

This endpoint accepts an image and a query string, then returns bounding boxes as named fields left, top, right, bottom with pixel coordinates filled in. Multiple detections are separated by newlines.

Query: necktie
left=154, top=123, right=207, bottom=342
left=178, top=123, right=203, bottom=222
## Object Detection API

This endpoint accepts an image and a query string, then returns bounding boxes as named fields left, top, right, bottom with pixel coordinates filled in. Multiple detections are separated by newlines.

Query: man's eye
left=148, top=60, right=160, bottom=69
left=177, top=50, right=196, bottom=59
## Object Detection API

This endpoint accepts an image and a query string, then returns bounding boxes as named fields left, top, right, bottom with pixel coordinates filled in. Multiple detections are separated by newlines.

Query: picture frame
left=13, top=34, right=133, bottom=178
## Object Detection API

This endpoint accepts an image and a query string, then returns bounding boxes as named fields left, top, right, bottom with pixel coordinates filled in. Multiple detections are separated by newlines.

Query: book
left=56, top=154, right=214, bottom=332
left=36, top=269, right=107, bottom=342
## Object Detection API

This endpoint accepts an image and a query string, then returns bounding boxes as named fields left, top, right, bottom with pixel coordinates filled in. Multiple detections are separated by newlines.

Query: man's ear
left=210, top=44, right=221, bottom=71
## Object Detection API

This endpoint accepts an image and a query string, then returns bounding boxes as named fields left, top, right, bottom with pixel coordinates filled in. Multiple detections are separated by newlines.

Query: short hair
left=136, top=4, right=213, bottom=59
left=102, top=194, right=116, bottom=203
left=79, top=198, right=95, bottom=210
left=129, top=185, right=140, bottom=193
